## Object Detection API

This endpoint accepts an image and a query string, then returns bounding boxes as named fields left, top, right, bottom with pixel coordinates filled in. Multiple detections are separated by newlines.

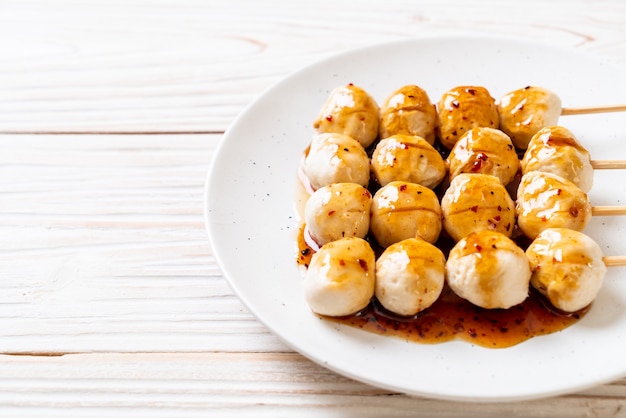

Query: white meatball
left=371, top=134, right=446, bottom=188
left=375, top=238, right=445, bottom=316
left=498, top=86, right=562, bottom=150
left=521, top=125, right=593, bottom=192
left=303, top=237, right=375, bottom=317
left=370, top=181, right=442, bottom=248
left=304, top=183, right=371, bottom=247
left=436, top=86, right=499, bottom=150
left=516, top=171, right=591, bottom=240
left=313, top=84, right=380, bottom=148
left=526, top=228, right=606, bottom=313
left=301, top=133, right=370, bottom=191
left=441, top=173, right=515, bottom=242
left=379, top=85, right=437, bottom=144
left=447, top=127, right=520, bottom=186
left=446, top=231, right=531, bottom=309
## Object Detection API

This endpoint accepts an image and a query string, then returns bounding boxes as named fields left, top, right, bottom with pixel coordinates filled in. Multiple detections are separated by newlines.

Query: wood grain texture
left=0, top=0, right=625, bottom=132
left=0, top=353, right=625, bottom=417
left=2, top=0, right=626, bottom=415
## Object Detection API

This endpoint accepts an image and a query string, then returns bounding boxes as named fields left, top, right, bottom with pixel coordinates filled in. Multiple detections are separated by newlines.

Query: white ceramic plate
left=205, top=36, right=626, bottom=402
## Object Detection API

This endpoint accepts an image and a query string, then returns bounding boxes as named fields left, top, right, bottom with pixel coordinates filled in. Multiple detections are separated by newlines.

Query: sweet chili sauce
left=296, top=139, right=588, bottom=349
left=296, top=223, right=587, bottom=348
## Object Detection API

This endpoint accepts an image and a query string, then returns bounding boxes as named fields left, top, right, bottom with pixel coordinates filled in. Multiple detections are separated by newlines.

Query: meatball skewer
left=526, top=228, right=626, bottom=313
left=498, top=85, right=626, bottom=149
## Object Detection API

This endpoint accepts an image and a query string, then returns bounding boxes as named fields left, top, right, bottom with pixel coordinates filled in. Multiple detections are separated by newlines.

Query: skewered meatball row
left=313, top=83, right=380, bottom=148
left=526, top=228, right=607, bottom=313
left=300, top=83, right=610, bottom=320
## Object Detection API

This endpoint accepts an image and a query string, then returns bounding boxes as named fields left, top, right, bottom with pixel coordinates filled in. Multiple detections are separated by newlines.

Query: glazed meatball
left=313, top=83, right=380, bottom=148
left=370, top=181, right=442, bottom=248
left=446, top=231, right=531, bottom=309
left=436, top=86, right=499, bottom=150
left=447, top=127, right=520, bottom=186
left=379, top=85, right=437, bottom=144
left=526, top=228, right=606, bottom=312
left=521, top=125, right=593, bottom=192
left=497, top=86, right=562, bottom=150
left=370, top=134, right=446, bottom=188
left=375, top=238, right=446, bottom=316
left=303, top=237, right=375, bottom=317
left=301, top=133, right=370, bottom=192
left=304, top=183, right=371, bottom=247
left=441, top=173, right=515, bottom=242
left=516, top=171, right=591, bottom=240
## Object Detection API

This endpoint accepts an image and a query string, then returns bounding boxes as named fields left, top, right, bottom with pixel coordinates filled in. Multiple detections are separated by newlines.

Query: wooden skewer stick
left=603, top=255, right=626, bottom=267
left=592, top=206, right=626, bottom=216
left=562, top=104, right=626, bottom=116
left=591, top=160, right=626, bottom=169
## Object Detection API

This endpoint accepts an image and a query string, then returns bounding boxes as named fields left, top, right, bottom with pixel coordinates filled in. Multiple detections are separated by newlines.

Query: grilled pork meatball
left=436, top=86, right=499, bottom=150
left=370, top=181, right=442, bottom=248
left=370, top=134, right=446, bottom=188
left=526, top=228, right=606, bottom=312
left=516, top=171, right=591, bottom=240
left=379, top=85, right=437, bottom=144
left=441, top=173, right=515, bottom=242
left=301, top=133, right=370, bottom=192
left=303, top=237, right=375, bottom=317
left=447, top=127, right=520, bottom=186
left=375, top=238, right=445, bottom=316
left=446, top=231, right=531, bottom=309
left=521, top=125, right=593, bottom=192
left=497, top=86, right=562, bottom=150
left=313, top=83, right=380, bottom=148
left=304, top=183, right=371, bottom=247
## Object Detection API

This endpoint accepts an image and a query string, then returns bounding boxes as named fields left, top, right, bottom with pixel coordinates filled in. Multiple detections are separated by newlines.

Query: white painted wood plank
left=0, top=134, right=289, bottom=353
left=0, top=0, right=625, bottom=132
left=0, top=353, right=624, bottom=417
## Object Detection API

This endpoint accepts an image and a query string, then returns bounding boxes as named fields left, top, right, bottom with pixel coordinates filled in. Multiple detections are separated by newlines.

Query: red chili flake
left=357, top=259, right=368, bottom=271
left=470, top=205, right=479, bottom=212
left=494, top=216, right=501, bottom=221
left=474, top=243, right=483, bottom=252
left=468, top=328, right=478, bottom=338
left=466, top=88, right=476, bottom=95
left=301, top=248, right=310, bottom=256
left=347, top=83, right=354, bottom=86
left=497, top=205, right=502, bottom=211
left=399, top=184, right=407, bottom=191
left=339, top=259, right=346, bottom=266
left=557, top=189, right=562, bottom=196
left=328, top=210, right=336, bottom=216
left=570, top=206, right=579, bottom=217
left=451, top=100, right=460, bottom=108
left=325, top=115, right=333, bottom=122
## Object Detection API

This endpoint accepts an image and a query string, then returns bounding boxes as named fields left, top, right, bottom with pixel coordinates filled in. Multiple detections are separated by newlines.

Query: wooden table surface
left=2, top=1, right=626, bottom=416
